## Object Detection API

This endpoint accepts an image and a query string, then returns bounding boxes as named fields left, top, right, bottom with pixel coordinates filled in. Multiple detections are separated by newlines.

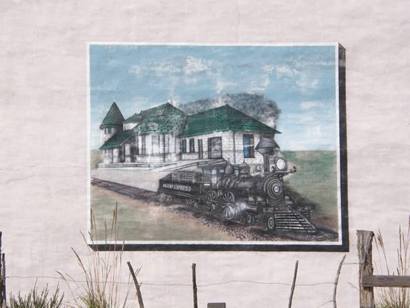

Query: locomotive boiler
left=158, top=136, right=316, bottom=233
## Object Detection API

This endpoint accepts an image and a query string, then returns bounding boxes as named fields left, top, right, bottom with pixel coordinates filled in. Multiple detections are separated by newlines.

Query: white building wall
left=101, top=131, right=268, bottom=166
left=181, top=131, right=233, bottom=161
left=234, top=132, right=265, bottom=165
left=4, top=4, right=410, bottom=308
left=146, top=134, right=152, bottom=155
left=180, top=131, right=265, bottom=167
left=138, top=135, right=143, bottom=154
left=102, top=149, right=113, bottom=164
left=134, top=133, right=179, bottom=164
left=167, top=133, right=180, bottom=161
left=112, top=148, right=120, bottom=163
left=124, top=143, right=131, bottom=162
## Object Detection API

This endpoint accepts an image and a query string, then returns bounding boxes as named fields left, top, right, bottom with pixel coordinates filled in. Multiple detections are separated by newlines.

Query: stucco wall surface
left=1, top=1, right=410, bottom=307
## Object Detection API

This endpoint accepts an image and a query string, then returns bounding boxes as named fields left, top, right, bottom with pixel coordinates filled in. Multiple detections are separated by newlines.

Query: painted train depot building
left=99, top=102, right=280, bottom=170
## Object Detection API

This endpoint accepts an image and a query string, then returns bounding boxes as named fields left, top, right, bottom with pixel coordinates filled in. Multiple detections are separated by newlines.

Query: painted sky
left=90, top=44, right=338, bottom=150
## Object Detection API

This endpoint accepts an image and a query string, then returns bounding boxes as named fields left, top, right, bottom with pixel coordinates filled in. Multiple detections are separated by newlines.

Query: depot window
left=189, top=138, right=195, bottom=153
left=243, top=134, right=255, bottom=158
left=181, top=139, right=187, bottom=153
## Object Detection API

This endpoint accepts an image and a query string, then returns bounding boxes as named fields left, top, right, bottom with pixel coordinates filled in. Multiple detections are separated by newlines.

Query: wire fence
left=3, top=260, right=361, bottom=308
left=4, top=261, right=361, bottom=288
left=5, top=275, right=336, bottom=287
left=3, top=278, right=355, bottom=308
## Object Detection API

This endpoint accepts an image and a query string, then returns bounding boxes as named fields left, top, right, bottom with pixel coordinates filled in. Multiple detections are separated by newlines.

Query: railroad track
left=91, top=178, right=157, bottom=201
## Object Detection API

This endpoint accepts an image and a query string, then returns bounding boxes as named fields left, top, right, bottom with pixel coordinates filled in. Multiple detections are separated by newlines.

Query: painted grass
left=283, top=150, right=339, bottom=231
left=91, top=186, right=235, bottom=241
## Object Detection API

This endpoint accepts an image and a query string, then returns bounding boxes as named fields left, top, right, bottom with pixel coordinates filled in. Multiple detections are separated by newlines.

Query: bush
left=9, top=285, right=63, bottom=308
left=375, top=223, right=409, bottom=308
left=58, top=206, right=130, bottom=308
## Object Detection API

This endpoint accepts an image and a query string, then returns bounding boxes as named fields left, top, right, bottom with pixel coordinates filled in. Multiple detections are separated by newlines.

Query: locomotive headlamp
left=275, top=158, right=287, bottom=171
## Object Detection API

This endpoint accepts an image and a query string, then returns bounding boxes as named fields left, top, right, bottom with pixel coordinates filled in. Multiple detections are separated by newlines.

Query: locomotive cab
left=199, top=160, right=227, bottom=188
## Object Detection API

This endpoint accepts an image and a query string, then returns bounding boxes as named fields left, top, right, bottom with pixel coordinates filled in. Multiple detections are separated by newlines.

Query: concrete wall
left=1, top=1, right=410, bottom=308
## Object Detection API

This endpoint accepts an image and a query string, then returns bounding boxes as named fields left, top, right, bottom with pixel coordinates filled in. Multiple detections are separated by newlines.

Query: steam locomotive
left=158, top=136, right=316, bottom=233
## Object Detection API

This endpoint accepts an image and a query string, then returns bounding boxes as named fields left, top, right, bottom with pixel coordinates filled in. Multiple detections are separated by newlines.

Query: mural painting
left=89, top=43, right=347, bottom=250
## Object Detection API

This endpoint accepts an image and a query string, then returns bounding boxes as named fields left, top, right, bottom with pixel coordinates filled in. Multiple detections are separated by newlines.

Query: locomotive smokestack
left=255, top=136, right=280, bottom=173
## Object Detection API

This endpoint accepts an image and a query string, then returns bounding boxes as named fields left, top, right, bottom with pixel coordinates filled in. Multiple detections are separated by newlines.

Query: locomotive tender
left=158, top=136, right=316, bottom=233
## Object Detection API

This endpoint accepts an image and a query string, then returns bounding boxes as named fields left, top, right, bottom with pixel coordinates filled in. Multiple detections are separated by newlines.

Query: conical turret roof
left=100, top=102, right=124, bottom=127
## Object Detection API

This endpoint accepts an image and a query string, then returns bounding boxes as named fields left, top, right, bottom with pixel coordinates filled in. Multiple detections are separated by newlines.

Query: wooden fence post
left=208, top=304, right=226, bottom=308
left=357, top=230, right=375, bottom=308
left=0, top=232, right=6, bottom=308
left=1, top=254, right=4, bottom=308
left=127, top=261, right=144, bottom=308
left=192, top=263, right=198, bottom=308
left=333, top=254, right=346, bottom=308
left=288, top=260, right=299, bottom=308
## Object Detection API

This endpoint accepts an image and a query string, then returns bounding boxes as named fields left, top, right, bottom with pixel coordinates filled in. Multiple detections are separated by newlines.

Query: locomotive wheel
left=158, top=193, right=172, bottom=204
left=239, top=212, right=254, bottom=225
left=246, top=213, right=256, bottom=225
left=223, top=191, right=235, bottom=203
left=158, top=193, right=167, bottom=203
left=217, top=190, right=223, bottom=199
left=265, top=215, right=276, bottom=231
left=239, top=213, right=252, bottom=225
left=222, top=203, right=235, bottom=221
left=209, top=202, right=217, bottom=213
left=185, top=198, right=198, bottom=208
left=206, top=190, right=218, bottom=203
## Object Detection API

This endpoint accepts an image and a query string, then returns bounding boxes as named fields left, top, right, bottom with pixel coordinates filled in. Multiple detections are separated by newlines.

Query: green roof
left=181, top=105, right=279, bottom=137
left=99, top=130, right=134, bottom=150
left=124, top=113, right=142, bottom=124
left=100, top=102, right=124, bottom=127
left=135, top=103, right=186, bottom=134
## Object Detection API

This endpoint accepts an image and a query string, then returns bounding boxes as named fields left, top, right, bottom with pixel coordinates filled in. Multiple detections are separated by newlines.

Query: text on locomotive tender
left=162, top=183, right=192, bottom=192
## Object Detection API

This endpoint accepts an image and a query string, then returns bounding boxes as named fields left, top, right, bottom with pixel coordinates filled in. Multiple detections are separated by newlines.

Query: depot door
left=207, top=137, right=222, bottom=159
